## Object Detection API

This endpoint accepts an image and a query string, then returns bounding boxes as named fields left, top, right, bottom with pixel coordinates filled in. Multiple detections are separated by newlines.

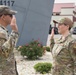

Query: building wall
left=11, top=0, right=54, bottom=46
left=74, top=22, right=76, bottom=27
left=61, top=8, right=74, bottom=15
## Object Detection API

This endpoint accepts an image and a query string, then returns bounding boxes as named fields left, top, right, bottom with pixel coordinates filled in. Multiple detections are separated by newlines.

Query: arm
left=50, top=28, right=55, bottom=52
left=50, top=38, right=55, bottom=52
left=1, top=30, right=19, bottom=57
left=69, top=40, right=76, bottom=75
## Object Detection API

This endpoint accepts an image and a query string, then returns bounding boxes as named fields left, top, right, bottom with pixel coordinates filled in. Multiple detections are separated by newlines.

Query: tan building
left=51, top=3, right=76, bottom=27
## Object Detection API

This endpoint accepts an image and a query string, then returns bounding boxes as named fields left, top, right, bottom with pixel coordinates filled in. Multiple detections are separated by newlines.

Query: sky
left=54, top=0, right=76, bottom=5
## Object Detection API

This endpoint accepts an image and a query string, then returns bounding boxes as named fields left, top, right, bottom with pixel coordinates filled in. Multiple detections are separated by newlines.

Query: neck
left=0, top=20, right=7, bottom=28
left=62, top=30, right=70, bottom=38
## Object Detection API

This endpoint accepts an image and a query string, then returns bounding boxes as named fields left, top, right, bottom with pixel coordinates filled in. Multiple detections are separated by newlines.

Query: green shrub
left=46, top=47, right=50, bottom=52
left=18, top=40, right=44, bottom=60
left=34, top=62, right=52, bottom=74
left=43, top=46, right=50, bottom=52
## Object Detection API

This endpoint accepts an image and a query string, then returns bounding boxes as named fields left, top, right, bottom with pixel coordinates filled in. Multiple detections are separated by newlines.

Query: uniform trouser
left=0, top=53, right=18, bottom=75
left=51, top=65, right=75, bottom=75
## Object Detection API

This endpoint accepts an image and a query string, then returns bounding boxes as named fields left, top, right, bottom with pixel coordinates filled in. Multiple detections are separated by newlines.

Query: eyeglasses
left=58, top=23, right=67, bottom=26
left=0, top=14, right=13, bottom=18
left=8, top=14, right=13, bottom=18
left=4, top=14, right=13, bottom=18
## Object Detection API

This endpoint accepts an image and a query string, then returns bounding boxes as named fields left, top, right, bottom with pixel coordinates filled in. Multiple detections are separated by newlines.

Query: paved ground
left=14, top=49, right=53, bottom=75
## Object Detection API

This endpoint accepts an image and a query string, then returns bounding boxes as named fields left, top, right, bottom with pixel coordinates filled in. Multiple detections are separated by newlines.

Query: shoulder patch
left=69, top=40, right=76, bottom=54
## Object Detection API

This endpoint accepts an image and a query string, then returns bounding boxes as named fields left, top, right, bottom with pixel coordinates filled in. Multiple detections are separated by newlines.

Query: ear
left=1, top=15, right=5, bottom=20
left=66, top=25, right=69, bottom=29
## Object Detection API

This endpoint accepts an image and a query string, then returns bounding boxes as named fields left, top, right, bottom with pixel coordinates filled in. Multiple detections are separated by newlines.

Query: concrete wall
left=7, top=0, right=54, bottom=46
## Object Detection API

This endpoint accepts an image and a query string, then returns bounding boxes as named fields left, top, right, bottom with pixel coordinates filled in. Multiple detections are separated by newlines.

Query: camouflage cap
left=0, top=5, right=17, bottom=15
left=53, top=17, right=73, bottom=28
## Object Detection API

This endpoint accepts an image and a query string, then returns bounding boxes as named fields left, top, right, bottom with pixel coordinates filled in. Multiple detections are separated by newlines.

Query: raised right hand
left=10, top=15, right=18, bottom=32
left=50, top=28, right=54, bottom=39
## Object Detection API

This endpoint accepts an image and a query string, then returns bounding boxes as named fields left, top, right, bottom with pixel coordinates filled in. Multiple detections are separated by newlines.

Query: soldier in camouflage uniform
left=50, top=17, right=76, bottom=75
left=0, top=5, right=19, bottom=75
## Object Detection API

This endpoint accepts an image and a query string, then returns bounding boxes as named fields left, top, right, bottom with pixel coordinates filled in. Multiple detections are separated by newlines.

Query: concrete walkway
left=14, top=49, right=53, bottom=75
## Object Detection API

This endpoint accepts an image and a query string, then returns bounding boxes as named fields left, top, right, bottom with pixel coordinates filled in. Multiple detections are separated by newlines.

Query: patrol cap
left=0, top=5, right=17, bottom=15
left=53, top=17, right=73, bottom=28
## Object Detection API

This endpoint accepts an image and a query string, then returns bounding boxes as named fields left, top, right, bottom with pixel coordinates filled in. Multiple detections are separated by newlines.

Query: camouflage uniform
left=0, top=25, right=19, bottom=75
left=50, top=34, right=76, bottom=75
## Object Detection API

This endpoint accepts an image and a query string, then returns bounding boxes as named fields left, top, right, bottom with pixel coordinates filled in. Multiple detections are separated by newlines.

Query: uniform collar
left=57, top=33, right=72, bottom=43
left=0, top=24, right=8, bottom=32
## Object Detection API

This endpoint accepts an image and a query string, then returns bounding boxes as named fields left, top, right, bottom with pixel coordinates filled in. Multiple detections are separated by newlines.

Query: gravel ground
left=14, top=49, right=53, bottom=75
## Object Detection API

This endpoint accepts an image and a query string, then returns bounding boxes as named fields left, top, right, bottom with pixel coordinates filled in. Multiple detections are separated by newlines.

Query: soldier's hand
left=10, top=15, right=18, bottom=32
left=50, top=28, right=54, bottom=39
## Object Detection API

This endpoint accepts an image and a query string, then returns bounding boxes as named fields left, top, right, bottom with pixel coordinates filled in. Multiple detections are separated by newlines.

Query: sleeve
left=1, top=30, right=19, bottom=57
left=50, top=38, right=55, bottom=52
left=69, top=40, right=76, bottom=75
